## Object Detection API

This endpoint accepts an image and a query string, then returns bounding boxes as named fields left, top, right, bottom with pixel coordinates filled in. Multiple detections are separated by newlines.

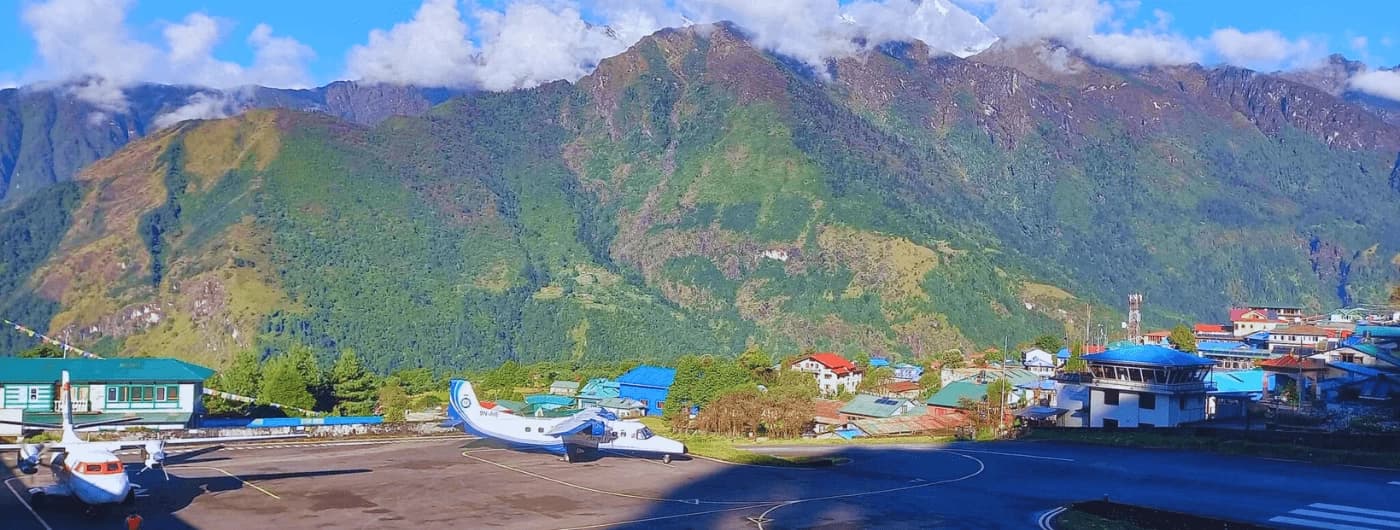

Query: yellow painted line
left=175, top=465, right=281, bottom=500
left=4, top=477, right=54, bottom=530
left=460, top=451, right=761, bottom=505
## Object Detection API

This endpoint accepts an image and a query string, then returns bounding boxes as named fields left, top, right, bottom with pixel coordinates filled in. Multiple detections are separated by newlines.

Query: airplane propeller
left=140, top=440, right=170, bottom=481
left=17, top=443, right=44, bottom=475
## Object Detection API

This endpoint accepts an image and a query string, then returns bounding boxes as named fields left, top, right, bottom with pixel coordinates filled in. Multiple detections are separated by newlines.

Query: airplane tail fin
left=59, top=370, right=80, bottom=444
left=447, top=379, right=481, bottom=425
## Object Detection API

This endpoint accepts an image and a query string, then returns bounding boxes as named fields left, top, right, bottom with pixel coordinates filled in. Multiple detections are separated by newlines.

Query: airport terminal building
left=0, top=357, right=214, bottom=431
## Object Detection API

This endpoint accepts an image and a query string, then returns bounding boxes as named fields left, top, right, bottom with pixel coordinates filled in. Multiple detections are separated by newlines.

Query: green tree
left=218, top=349, right=263, bottom=397
left=377, top=377, right=410, bottom=423
left=736, top=345, right=773, bottom=378
left=1033, top=335, right=1063, bottom=353
left=287, top=343, right=328, bottom=408
left=1168, top=324, right=1198, bottom=353
left=393, top=367, right=437, bottom=395
left=258, top=355, right=316, bottom=416
left=917, top=369, right=943, bottom=400
left=18, top=344, right=64, bottom=358
left=1064, top=341, right=1088, bottom=373
left=330, top=349, right=377, bottom=415
left=936, top=349, right=966, bottom=369
left=859, top=366, right=894, bottom=392
left=985, top=378, right=1014, bottom=407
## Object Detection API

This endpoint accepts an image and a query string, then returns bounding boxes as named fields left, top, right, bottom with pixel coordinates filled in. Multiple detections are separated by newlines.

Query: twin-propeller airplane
left=0, top=371, right=304, bottom=516
left=443, top=379, right=686, bottom=463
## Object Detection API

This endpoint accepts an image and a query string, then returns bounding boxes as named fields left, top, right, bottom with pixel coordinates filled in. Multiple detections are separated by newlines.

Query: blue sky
left=1, top=0, right=1397, bottom=91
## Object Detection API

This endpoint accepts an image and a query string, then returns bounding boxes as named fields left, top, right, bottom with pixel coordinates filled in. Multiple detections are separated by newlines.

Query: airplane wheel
left=563, top=450, right=573, bottom=463
left=124, top=490, right=137, bottom=506
left=662, top=454, right=672, bottom=464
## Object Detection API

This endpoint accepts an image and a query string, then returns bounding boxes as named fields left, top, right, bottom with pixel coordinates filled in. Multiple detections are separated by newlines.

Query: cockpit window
left=636, top=427, right=654, bottom=440
left=106, top=462, right=122, bottom=472
left=84, top=464, right=102, bottom=473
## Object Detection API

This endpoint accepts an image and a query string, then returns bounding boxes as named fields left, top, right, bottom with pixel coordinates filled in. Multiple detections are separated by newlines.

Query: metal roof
left=839, top=394, right=913, bottom=418
left=598, top=397, right=646, bottom=409
left=1207, top=370, right=1273, bottom=393
left=550, top=380, right=580, bottom=390
left=1356, top=325, right=1400, bottom=339
left=926, top=381, right=987, bottom=408
left=0, top=358, right=215, bottom=384
left=578, top=378, right=620, bottom=400
left=524, top=394, right=575, bottom=406
left=1082, top=345, right=1215, bottom=367
left=852, top=413, right=966, bottom=436
left=617, top=366, right=676, bottom=388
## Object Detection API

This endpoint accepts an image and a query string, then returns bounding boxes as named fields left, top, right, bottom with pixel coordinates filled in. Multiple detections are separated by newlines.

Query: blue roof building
left=617, top=366, right=676, bottom=416
left=576, top=378, right=620, bottom=408
left=1196, top=341, right=1273, bottom=371
left=892, top=363, right=924, bottom=382
left=1067, top=345, right=1216, bottom=428
left=869, top=357, right=891, bottom=368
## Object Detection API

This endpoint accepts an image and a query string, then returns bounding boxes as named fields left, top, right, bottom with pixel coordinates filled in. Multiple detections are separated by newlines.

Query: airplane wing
left=545, top=408, right=616, bottom=437
left=93, top=433, right=310, bottom=451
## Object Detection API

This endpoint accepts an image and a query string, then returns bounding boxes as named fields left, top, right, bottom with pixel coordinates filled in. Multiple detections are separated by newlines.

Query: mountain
left=1279, top=54, right=1400, bottom=126
left=0, top=81, right=459, bottom=206
left=3, top=23, right=1398, bottom=373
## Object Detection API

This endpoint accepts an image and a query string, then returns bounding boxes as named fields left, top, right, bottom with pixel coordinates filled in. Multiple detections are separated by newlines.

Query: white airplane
left=0, top=370, right=305, bottom=516
left=444, top=379, right=686, bottom=463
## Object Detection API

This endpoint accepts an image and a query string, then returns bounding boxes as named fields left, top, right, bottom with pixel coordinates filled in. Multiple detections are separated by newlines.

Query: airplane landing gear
left=662, top=454, right=672, bottom=464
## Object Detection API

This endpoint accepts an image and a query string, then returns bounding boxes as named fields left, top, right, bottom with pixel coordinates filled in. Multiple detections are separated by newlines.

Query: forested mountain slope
left=3, top=24, right=1397, bottom=372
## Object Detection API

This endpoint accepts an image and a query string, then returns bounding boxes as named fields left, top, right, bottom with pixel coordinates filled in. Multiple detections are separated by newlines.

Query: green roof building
left=0, top=357, right=216, bottom=430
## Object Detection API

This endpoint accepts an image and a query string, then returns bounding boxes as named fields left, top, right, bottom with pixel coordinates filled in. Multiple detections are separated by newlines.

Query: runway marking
left=945, top=448, right=1075, bottom=462
left=1390, top=481, right=1400, bottom=486
left=1037, top=506, right=1067, bottom=530
left=753, top=451, right=986, bottom=530
left=1287, top=509, right=1400, bottom=528
left=1269, top=515, right=1377, bottom=530
left=4, top=477, right=53, bottom=530
left=463, top=448, right=985, bottom=530
left=1262, top=457, right=1308, bottom=463
left=1271, top=502, right=1400, bottom=529
left=1342, top=464, right=1400, bottom=472
left=174, top=465, right=281, bottom=500
left=558, top=503, right=773, bottom=530
left=1308, top=503, right=1400, bottom=519
left=688, top=453, right=820, bottom=470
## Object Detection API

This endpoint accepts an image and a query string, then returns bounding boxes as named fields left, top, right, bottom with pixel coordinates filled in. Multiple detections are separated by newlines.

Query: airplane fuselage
left=40, top=447, right=133, bottom=506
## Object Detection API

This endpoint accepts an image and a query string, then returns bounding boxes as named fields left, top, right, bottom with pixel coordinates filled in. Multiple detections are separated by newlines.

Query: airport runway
left=2, top=436, right=1397, bottom=529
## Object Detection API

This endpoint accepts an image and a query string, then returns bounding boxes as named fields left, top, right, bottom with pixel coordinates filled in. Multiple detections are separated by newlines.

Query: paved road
left=746, top=441, right=1400, bottom=529
left=2, top=436, right=1396, bottom=529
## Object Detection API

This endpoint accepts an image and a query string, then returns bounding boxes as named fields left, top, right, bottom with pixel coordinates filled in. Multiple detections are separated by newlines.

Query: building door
left=73, top=386, right=89, bottom=412
left=1102, top=418, right=1119, bottom=429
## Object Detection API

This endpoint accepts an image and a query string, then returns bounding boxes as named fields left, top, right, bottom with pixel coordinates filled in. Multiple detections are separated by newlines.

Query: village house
left=1267, top=325, right=1343, bottom=355
left=872, top=381, right=922, bottom=399
left=891, top=363, right=924, bottom=382
left=0, top=358, right=213, bottom=431
left=617, top=365, right=676, bottom=416
left=1247, top=303, right=1305, bottom=321
left=1193, top=323, right=1236, bottom=342
left=1021, top=348, right=1056, bottom=376
left=789, top=353, right=864, bottom=395
left=1196, top=340, right=1272, bottom=371
left=549, top=380, right=580, bottom=397
left=1230, top=308, right=1287, bottom=337
left=575, top=378, right=620, bottom=408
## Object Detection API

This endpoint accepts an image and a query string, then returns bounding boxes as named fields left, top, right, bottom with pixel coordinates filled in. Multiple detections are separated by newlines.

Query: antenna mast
left=1127, top=293, right=1143, bottom=345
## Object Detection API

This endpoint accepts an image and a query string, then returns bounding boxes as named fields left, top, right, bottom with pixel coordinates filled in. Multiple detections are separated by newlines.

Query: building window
left=1140, top=393, right=1156, bottom=410
left=28, top=388, right=39, bottom=401
left=1103, top=390, right=1119, bottom=405
left=1103, top=419, right=1119, bottom=429
left=168, top=386, right=180, bottom=400
left=107, top=387, right=118, bottom=402
left=156, top=387, right=166, bottom=402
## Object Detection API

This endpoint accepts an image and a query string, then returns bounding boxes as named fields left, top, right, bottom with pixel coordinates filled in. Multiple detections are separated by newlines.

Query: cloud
left=22, top=0, right=158, bottom=111
left=1209, top=28, right=1321, bottom=70
left=345, top=0, right=476, bottom=87
left=841, top=0, right=999, bottom=58
left=471, top=2, right=629, bottom=91
left=980, top=0, right=1199, bottom=67
left=152, top=91, right=241, bottom=129
left=19, top=0, right=315, bottom=110
left=1349, top=70, right=1400, bottom=102
left=1351, top=36, right=1369, bottom=54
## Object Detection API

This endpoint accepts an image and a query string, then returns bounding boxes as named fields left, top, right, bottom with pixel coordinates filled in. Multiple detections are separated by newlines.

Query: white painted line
left=174, top=466, right=280, bottom=500
left=1261, top=457, right=1307, bottom=463
left=1038, top=506, right=1067, bottom=530
left=945, top=448, right=1075, bottom=462
left=4, top=477, right=53, bottom=530
left=1290, top=509, right=1400, bottom=528
left=1270, top=515, right=1377, bottom=530
left=558, top=503, right=772, bottom=530
left=1342, top=464, right=1400, bottom=471
left=1309, top=503, right=1400, bottom=519
left=1389, top=481, right=1400, bottom=486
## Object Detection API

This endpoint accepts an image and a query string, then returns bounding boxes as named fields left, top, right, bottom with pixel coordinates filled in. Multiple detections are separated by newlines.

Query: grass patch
left=1054, top=501, right=1269, bottom=530
left=639, top=417, right=952, bottom=466
left=1026, top=429, right=1400, bottom=469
